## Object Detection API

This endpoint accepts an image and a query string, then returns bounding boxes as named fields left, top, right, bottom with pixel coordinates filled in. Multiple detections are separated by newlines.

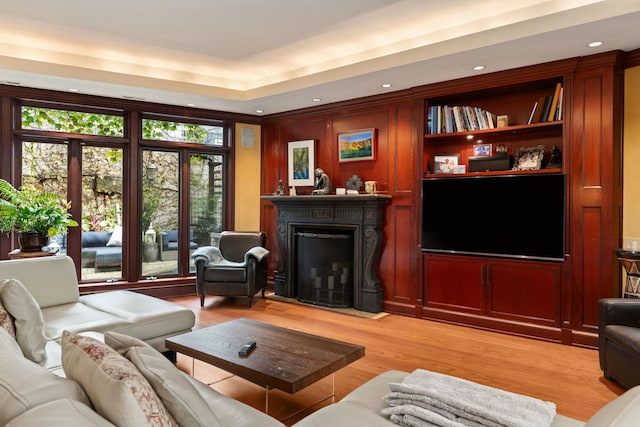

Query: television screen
left=422, top=174, right=565, bottom=261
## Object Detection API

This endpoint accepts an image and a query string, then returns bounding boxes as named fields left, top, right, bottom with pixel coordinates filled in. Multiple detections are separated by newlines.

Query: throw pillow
left=61, top=330, right=177, bottom=427
left=105, top=331, right=221, bottom=427
left=0, top=299, right=16, bottom=339
left=106, top=225, right=123, bottom=247
left=0, top=278, right=47, bottom=363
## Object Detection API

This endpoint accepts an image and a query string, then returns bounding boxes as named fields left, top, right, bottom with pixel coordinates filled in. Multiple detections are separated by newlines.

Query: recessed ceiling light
left=472, top=65, right=485, bottom=71
left=68, top=88, right=79, bottom=92
left=381, top=83, right=392, bottom=88
left=186, top=103, right=195, bottom=107
left=588, top=41, right=603, bottom=48
left=255, top=109, right=264, bottom=114
left=312, top=98, right=322, bottom=102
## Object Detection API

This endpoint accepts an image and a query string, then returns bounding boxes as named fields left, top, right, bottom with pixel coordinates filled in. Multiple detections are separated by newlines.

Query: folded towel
left=382, top=369, right=556, bottom=427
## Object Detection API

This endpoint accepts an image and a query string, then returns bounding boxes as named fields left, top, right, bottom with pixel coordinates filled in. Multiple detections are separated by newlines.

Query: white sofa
left=2, top=255, right=640, bottom=426
left=0, top=255, right=195, bottom=355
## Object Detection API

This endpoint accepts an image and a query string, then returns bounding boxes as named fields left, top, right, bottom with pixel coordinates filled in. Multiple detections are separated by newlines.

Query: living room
left=2, top=2, right=640, bottom=426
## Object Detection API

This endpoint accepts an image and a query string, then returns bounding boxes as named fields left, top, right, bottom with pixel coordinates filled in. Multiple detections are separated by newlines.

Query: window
left=10, top=101, right=233, bottom=289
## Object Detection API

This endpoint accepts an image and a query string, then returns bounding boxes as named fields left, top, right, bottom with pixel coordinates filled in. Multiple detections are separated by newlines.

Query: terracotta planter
left=18, top=232, right=49, bottom=252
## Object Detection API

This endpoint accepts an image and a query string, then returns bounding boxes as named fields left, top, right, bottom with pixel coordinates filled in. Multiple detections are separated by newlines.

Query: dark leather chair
left=599, top=298, right=640, bottom=389
left=191, top=231, right=269, bottom=307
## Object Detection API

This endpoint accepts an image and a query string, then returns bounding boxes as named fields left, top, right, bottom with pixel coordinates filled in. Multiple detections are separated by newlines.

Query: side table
left=8, top=248, right=59, bottom=260
left=616, top=249, right=640, bottom=298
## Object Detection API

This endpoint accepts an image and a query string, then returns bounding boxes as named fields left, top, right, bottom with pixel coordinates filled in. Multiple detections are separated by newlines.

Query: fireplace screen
left=295, top=231, right=354, bottom=308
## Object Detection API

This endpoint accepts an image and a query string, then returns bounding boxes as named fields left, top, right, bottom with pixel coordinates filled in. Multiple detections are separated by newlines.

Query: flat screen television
left=422, top=173, right=565, bottom=261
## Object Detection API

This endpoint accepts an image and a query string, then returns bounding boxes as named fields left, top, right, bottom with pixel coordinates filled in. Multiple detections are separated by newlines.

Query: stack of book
left=527, top=83, right=564, bottom=124
left=426, top=105, right=497, bottom=134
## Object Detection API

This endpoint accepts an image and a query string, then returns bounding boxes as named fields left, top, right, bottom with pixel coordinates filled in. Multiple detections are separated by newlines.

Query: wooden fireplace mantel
left=261, top=194, right=391, bottom=313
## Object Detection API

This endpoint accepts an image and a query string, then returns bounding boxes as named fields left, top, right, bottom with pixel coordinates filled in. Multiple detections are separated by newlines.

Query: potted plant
left=0, top=179, right=78, bottom=251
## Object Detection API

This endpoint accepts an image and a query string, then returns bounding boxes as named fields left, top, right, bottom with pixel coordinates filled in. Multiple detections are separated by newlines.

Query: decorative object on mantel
left=287, top=139, right=315, bottom=187
left=547, top=145, right=562, bottom=168
left=273, top=179, right=285, bottom=196
left=365, top=181, right=377, bottom=194
left=337, top=128, right=377, bottom=163
left=346, top=175, right=363, bottom=192
left=512, top=145, right=545, bottom=171
left=311, top=168, right=331, bottom=195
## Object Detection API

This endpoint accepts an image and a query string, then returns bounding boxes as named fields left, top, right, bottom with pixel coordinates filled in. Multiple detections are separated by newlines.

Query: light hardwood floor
left=166, top=294, right=625, bottom=425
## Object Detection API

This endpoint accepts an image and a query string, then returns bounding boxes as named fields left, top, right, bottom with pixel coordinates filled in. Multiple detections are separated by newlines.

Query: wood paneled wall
left=261, top=51, right=627, bottom=347
left=261, top=97, right=420, bottom=317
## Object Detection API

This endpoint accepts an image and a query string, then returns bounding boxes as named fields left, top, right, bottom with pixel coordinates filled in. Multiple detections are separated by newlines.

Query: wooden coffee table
left=165, top=318, right=364, bottom=397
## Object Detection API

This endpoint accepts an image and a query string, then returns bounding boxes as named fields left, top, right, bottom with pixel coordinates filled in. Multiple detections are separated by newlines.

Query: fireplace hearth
left=296, top=230, right=354, bottom=308
left=261, top=194, right=391, bottom=313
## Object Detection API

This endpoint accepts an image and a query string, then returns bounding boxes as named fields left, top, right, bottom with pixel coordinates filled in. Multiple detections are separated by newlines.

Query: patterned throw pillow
left=105, top=331, right=221, bottom=427
left=61, top=330, right=177, bottom=427
left=0, top=299, right=16, bottom=338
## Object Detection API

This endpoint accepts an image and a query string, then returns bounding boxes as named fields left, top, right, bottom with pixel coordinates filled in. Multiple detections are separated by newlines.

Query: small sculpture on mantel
left=273, top=179, right=285, bottom=196
left=311, top=168, right=331, bottom=195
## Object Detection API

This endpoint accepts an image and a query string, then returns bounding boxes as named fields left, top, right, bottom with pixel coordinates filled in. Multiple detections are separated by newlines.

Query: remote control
left=238, top=341, right=256, bottom=357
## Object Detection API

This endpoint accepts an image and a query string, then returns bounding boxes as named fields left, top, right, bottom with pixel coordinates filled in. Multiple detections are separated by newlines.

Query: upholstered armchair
left=599, top=298, right=640, bottom=389
left=191, top=231, right=269, bottom=307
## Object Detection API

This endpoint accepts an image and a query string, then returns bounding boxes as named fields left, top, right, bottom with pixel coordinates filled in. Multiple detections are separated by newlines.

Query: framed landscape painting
left=288, top=140, right=315, bottom=186
left=337, top=128, right=377, bottom=163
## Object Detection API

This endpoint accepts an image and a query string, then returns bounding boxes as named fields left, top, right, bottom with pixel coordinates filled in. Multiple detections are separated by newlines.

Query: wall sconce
left=146, top=163, right=158, bottom=181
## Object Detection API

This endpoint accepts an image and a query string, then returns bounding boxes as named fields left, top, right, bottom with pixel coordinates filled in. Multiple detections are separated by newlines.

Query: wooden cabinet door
left=423, top=254, right=485, bottom=314
left=487, top=260, right=561, bottom=326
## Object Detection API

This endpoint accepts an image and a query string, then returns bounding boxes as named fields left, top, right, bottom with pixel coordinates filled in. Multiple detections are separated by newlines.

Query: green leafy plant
left=0, top=179, right=78, bottom=236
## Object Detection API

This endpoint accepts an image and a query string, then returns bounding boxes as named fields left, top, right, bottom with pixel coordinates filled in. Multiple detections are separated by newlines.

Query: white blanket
left=381, top=369, right=556, bottom=427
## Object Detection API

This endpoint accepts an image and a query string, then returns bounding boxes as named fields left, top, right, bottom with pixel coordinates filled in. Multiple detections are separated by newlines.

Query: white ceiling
left=1, top=0, right=639, bottom=116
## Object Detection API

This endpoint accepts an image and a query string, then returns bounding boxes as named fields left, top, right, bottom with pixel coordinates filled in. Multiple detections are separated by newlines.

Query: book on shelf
left=547, top=82, right=562, bottom=121
left=530, top=96, right=546, bottom=123
left=556, top=87, right=564, bottom=120
left=540, top=95, right=553, bottom=123
left=426, top=104, right=497, bottom=134
left=527, top=101, right=538, bottom=125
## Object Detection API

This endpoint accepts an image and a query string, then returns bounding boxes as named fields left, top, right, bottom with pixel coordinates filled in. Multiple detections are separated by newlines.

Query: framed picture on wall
left=337, top=128, right=377, bottom=162
left=288, top=140, right=315, bottom=186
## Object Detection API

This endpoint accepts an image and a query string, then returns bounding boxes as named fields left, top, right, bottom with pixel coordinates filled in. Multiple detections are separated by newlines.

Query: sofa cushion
left=5, top=398, right=115, bottom=427
left=0, top=278, right=48, bottom=362
left=585, top=385, right=640, bottom=426
left=61, top=330, right=177, bottom=427
left=0, top=256, right=80, bottom=308
left=82, top=231, right=112, bottom=247
left=0, top=334, right=90, bottom=426
left=0, top=298, right=16, bottom=338
left=184, top=374, right=286, bottom=427
left=105, top=331, right=221, bottom=427
left=79, top=290, right=195, bottom=352
left=0, top=327, right=23, bottom=356
left=40, top=301, right=131, bottom=341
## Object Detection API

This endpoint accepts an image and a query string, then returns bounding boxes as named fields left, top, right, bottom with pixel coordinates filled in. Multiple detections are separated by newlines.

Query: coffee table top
left=165, top=318, right=365, bottom=394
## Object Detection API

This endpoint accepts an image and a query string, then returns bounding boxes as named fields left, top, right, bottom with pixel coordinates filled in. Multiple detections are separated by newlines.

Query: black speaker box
left=468, top=153, right=513, bottom=172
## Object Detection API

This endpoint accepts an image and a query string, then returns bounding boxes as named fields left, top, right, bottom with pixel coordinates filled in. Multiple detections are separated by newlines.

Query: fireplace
left=295, top=229, right=354, bottom=308
left=261, top=194, right=391, bottom=313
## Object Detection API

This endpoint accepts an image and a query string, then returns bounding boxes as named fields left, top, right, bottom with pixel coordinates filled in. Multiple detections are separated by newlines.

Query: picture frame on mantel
left=288, top=139, right=315, bottom=187
left=337, top=128, right=377, bottom=163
